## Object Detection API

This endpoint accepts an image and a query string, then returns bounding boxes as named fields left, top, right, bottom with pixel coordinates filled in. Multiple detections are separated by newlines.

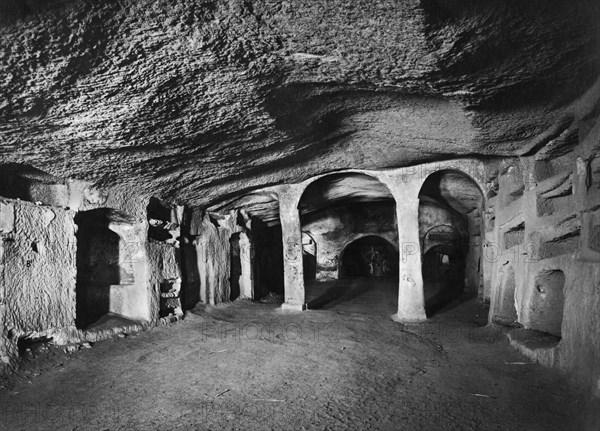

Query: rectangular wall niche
left=538, top=228, right=580, bottom=260
left=529, top=269, right=565, bottom=337
left=75, top=209, right=139, bottom=329
left=503, top=222, right=525, bottom=250
left=536, top=175, right=573, bottom=218
left=492, top=266, right=518, bottom=326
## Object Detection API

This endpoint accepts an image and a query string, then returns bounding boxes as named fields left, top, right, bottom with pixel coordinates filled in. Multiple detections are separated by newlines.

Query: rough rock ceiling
left=1, top=0, right=599, bottom=210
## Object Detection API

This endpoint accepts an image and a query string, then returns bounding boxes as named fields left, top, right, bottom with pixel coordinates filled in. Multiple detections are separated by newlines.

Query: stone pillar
left=278, top=185, right=305, bottom=311
left=392, top=195, right=427, bottom=322
left=109, top=222, right=152, bottom=322
left=238, top=231, right=254, bottom=299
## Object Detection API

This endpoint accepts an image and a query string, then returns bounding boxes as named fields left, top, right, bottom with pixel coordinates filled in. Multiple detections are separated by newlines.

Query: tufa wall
left=487, top=113, right=600, bottom=396
left=0, top=198, right=77, bottom=367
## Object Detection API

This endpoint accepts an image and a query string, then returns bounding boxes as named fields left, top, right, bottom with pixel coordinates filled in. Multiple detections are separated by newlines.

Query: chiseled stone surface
left=147, top=240, right=181, bottom=321
left=194, top=210, right=247, bottom=305
left=1, top=199, right=76, bottom=342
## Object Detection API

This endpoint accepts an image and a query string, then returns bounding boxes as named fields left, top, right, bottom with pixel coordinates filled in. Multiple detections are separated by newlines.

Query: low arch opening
left=339, top=235, right=399, bottom=279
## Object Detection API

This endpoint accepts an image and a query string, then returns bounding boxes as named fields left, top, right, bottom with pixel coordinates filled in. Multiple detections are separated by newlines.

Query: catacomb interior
left=0, top=0, right=599, bottom=429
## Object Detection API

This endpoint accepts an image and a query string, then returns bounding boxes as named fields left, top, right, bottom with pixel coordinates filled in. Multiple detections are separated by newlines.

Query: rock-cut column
left=392, top=195, right=427, bottom=322
left=238, top=231, right=254, bottom=299
left=278, top=185, right=306, bottom=311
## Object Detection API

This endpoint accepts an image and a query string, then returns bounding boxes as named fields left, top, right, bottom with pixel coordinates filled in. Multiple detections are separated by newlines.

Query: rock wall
left=487, top=113, right=600, bottom=395
left=105, top=221, right=152, bottom=323
left=0, top=198, right=77, bottom=366
left=191, top=210, right=249, bottom=305
left=147, top=239, right=181, bottom=320
left=0, top=173, right=167, bottom=369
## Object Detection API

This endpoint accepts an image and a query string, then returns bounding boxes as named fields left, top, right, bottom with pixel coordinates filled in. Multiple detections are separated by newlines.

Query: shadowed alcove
left=74, top=208, right=148, bottom=329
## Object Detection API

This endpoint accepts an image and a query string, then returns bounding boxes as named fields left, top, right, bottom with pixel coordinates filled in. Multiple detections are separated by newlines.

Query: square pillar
left=392, top=197, right=427, bottom=322
left=278, top=187, right=305, bottom=311
left=238, top=231, right=254, bottom=299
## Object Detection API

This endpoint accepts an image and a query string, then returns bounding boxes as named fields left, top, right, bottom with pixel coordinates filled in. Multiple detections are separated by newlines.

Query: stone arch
left=418, top=168, right=486, bottom=206
left=422, top=224, right=463, bottom=256
left=416, top=162, right=487, bottom=197
left=418, top=169, right=486, bottom=313
left=280, top=171, right=398, bottom=309
left=296, top=169, right=396, bottom=205
left=338, top=235, right=399, bottom=279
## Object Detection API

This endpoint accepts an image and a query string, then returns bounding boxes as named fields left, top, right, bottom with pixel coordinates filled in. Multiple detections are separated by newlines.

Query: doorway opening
left=75, top=208, right=148, bottom=329
left=302, top=232, right=317, bottom=281
left=297, top=173, right=398, bottom=313
left=419, top=170, right=484, bottom=316
left=230, top=233, right=241, bottom=301
left=339, top=235, right=398, bottom=279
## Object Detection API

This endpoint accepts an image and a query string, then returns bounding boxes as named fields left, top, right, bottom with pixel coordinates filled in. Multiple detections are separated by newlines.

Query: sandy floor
left=1, top=278, right=598, bottom=431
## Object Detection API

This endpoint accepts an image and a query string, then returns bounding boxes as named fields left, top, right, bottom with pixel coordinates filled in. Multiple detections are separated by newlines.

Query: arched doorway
left=418, top=170, right=484, bottom=316
left=339, top=235, right=398, bottom=279
left=297, top=173, right=398, bottom=312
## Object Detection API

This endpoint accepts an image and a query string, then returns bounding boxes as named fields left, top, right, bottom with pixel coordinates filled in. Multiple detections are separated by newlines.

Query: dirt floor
left=1, top=278, right=598, bottom=431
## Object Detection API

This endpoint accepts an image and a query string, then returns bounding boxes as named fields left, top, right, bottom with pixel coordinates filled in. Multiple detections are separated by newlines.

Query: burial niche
left=530, top=269, right=565, bottom=337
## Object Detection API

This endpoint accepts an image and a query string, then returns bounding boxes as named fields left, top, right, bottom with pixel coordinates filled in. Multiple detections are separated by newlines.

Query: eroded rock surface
left=1, top=0, right=598, bottom=208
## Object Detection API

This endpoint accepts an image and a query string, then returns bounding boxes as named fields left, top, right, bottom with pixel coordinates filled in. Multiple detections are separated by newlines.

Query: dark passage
left=422, top=245, right=466, bottom=316
left=339, top=236, right=398, bottom=279
left=253, top=222, right=284, bottom=299
left=302, top=232, right=317, bottom=281
left=230, top=233, right=241, bottom=301
left=75, top=210, right=124, bottom=329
